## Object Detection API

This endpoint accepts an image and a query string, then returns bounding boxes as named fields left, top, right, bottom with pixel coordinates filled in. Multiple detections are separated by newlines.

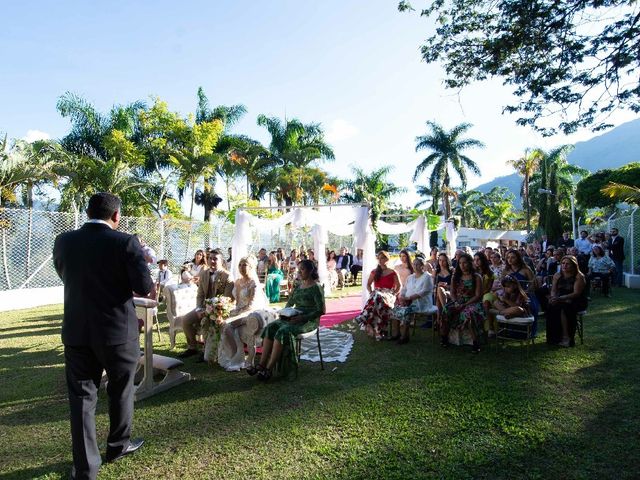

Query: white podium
left=134, top=298, right=191, bottom=401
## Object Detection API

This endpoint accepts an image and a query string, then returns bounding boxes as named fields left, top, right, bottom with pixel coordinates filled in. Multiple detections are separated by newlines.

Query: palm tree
left=453, top=190, right=483, bottom=227
left=57, top=91, right=146, bottom=160
left=413, top=121, right=484, bottom=219
left=506, top=148, right=544, bottom=233
left=193, top=87, right=247, bottom=219
left=601, top=182, right=640, bottom=204
left=257, top=114, right=334, bottom=206
left=530, top=146, right=589, bottom=240
left=341, top=165, right=406, bottom=228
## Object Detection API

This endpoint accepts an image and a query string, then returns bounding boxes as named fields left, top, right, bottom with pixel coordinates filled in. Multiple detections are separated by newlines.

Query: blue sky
left=1, top=1, right=637, bottom=213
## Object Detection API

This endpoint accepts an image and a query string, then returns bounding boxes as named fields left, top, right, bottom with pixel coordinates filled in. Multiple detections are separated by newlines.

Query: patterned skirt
left=442, top=300, right=485, bottom=338
left=356, top=289, right=397, bottom=338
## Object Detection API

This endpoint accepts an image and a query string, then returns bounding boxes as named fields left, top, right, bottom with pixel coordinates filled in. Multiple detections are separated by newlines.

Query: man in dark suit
left=608, top=227, right=625, bottom=286
left=335, top=246, right=353, bottom=287
left=53, top=193, right=153, bottom=480
left=179, top=250, right=234, bottom=358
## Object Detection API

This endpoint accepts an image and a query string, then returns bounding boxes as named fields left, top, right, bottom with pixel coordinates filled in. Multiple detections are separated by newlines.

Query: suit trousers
left=64, top=339, right=140, bottom=480
left=181, top=309, right=202, bottom=349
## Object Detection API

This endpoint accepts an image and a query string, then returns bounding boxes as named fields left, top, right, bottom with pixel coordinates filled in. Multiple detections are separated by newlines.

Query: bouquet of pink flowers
left=201, top=296, right=234, bottom=340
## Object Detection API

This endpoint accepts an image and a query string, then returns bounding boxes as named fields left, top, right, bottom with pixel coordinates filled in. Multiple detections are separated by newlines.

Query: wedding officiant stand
left=133, top=298, right=191, bottom=401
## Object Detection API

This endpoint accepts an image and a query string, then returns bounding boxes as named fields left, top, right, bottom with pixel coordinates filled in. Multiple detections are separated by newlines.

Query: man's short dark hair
left=87, top=192, right=121, bottom=220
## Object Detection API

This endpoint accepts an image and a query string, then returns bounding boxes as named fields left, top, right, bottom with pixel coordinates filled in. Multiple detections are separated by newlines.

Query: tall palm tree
left=530, top=146, right=589, bottom=240
left=506, top=148, right=544, bottom=233
left=413, top=121, right=484, bottom=219
left=193, top=87, right=247, bottom=220
left=341, top=165, right=406, bottom=228
left=257, top=114, right=334, bottom=206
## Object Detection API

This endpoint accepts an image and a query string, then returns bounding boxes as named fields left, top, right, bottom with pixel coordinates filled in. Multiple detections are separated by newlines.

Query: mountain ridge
left=474, top=117, right=640, bottom=206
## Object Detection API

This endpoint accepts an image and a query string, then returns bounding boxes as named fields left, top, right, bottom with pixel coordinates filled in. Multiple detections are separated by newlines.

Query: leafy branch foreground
left=1, top=289, right=639, bottom=479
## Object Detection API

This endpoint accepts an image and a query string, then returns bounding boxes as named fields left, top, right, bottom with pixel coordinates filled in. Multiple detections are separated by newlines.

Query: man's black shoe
left=105, top=438, right=144, bottom=463
left=178, top=349, right=198, bottom=358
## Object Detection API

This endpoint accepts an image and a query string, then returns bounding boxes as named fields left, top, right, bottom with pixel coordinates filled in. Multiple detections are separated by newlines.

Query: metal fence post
left=26, top=208, right=33, bottom=285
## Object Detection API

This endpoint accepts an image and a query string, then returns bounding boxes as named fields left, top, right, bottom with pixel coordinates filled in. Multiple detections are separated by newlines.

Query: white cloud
left=23, top=130, right=51, bottom=142
left=325, top=119, right=359, bottom=143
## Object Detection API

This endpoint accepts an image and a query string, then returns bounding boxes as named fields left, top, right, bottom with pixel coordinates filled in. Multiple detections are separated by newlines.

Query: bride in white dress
left=217, top=255, right=269, bottom=371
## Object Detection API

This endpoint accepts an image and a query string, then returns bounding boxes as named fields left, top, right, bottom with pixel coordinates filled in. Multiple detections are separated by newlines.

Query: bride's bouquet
left=201, top=296, right=234, bottom=341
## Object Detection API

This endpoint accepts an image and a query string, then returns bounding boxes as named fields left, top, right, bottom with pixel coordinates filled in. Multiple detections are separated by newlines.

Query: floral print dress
left=356, top=271, right=398, bottom=340
left=441, top=276, right=485, bottom=338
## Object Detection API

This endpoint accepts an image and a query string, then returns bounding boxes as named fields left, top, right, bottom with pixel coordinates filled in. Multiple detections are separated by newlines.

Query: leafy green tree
left=479, top=187, right=518, bottom=230
left=530, top=146, right=589, bottom=240
left=341, top=165, right=406, bottom=228
left=413, top=121, right=483, bottom=219
left=453, top=190, right=483, bottom=228
left=576, top=163, right=640, bottom=208
left=399, top=0, right=640, bottom=135
left=506, top=149, right=544, bottom=233
left=257, top=114, right=334, bottom=206
left=193, top=87, right=247, bottom=219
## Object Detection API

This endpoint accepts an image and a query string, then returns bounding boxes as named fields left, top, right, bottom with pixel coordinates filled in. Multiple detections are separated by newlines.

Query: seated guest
left=473, top=252, right=496, bottom=334
left=427, top=246, right=439, bottom=273
left=265, top=252, right=284, bottom=303
left=440, top=253, right=485, bottom=353
left=489, top=275, right=532, bottom=339
left=356, top=251, right=401, bottom=340
left=335, top=246, right=352, bottom=287
left=248, top=260, right=325, bottom=380
left=390, top=256, right=437, bottom=344
left=178, top=251, right=234, bottom=358
left=490, top=251, right=504, bottom=279
left=156, top=259, right=172, bottom=287
left=434, top=253, right=454, bottom=318
left=191, top=249, right=207, bottom=280
left=307, top=249, right=317, bottom=266
left=326, top=250, right=339, bottom=290
left=179, top=262, right=196, bottom=286
left=451, top=249, right=463, bottom=269
left=491, top=275, right=531, bottom=319
left=546, top=255, right=587, bottom=347
left=504, top=248, right=539, bottom=324
left=587, top=245, right=615, bottom=298
left=350, top=248, right=364, bottom=281
left=394, top=249, right=414, bottom=286
left=217, top=256, right=269, bottom=371
left=256, top=248, right=269, bottom=279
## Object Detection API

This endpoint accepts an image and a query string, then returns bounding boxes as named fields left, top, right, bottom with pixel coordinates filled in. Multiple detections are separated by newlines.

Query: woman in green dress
left=264, top=252, right=284, bottom=303
left=248, top=259, right=325, bottom=380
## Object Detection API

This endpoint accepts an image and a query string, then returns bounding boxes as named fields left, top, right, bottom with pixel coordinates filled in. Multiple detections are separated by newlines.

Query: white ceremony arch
left=229, top=205, right=453, bottom=306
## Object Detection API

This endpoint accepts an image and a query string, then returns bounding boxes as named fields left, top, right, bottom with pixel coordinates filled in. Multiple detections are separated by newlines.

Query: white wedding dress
left=215, top=278, right=268, bottom=371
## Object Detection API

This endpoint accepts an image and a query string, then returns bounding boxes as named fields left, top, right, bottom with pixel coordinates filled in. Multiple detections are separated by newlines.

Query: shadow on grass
left=0, top=461, right=69, bottom=480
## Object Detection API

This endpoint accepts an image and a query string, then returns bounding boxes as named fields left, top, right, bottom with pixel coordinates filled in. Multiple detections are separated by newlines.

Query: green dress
left=262, top=283, right=325, bottom=375
left=265, top=266, right=284, bottom=303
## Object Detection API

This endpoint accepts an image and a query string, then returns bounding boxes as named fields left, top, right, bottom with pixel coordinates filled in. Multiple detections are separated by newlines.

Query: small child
left=491, top=275, right=531, bottom=319
left=156, top=259, right=172, bottom=287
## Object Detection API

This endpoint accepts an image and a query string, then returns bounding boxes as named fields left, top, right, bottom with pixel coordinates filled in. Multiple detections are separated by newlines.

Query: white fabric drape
left=445, top=221, right=457, bottom=258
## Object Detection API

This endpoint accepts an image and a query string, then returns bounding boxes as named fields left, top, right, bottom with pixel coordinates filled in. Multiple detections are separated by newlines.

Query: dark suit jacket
left=53, top=222, right=153, bottom=346
left=336, top=254, right=352, bottom=270
left=195, top=268, right=234, bottom=308
left=608, top=236, right=625, bottom=261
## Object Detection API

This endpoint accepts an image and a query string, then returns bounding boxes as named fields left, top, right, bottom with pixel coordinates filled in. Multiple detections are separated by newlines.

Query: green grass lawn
left=1, top=287, right=639, bottom=479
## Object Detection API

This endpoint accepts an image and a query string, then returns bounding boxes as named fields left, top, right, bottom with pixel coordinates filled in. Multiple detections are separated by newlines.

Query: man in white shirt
left=574, top=230, right=593, bottom=256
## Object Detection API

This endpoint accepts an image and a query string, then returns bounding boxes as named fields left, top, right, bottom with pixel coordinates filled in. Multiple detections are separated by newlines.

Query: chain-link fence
left=578, top=207, right=640, bottom=275
left=0, top=207, right=355, bottom=291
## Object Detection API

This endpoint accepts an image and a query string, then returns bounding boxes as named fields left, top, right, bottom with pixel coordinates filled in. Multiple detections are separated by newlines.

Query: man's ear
left=111, top=209, right=121, bottom=225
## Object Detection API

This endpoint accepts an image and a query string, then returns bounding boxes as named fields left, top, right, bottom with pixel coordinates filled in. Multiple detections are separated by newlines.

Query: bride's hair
left=239, top=255, right=259, bottom=281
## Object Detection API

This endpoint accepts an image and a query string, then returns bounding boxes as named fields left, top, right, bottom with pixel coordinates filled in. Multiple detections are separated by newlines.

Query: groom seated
left=178, top=250, right=233, bottom=359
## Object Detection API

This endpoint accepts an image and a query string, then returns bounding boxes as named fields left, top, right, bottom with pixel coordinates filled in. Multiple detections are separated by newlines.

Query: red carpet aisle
left=320, top=294, right=361, bottom=327
left=300, top=294, right=360, bottom=363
